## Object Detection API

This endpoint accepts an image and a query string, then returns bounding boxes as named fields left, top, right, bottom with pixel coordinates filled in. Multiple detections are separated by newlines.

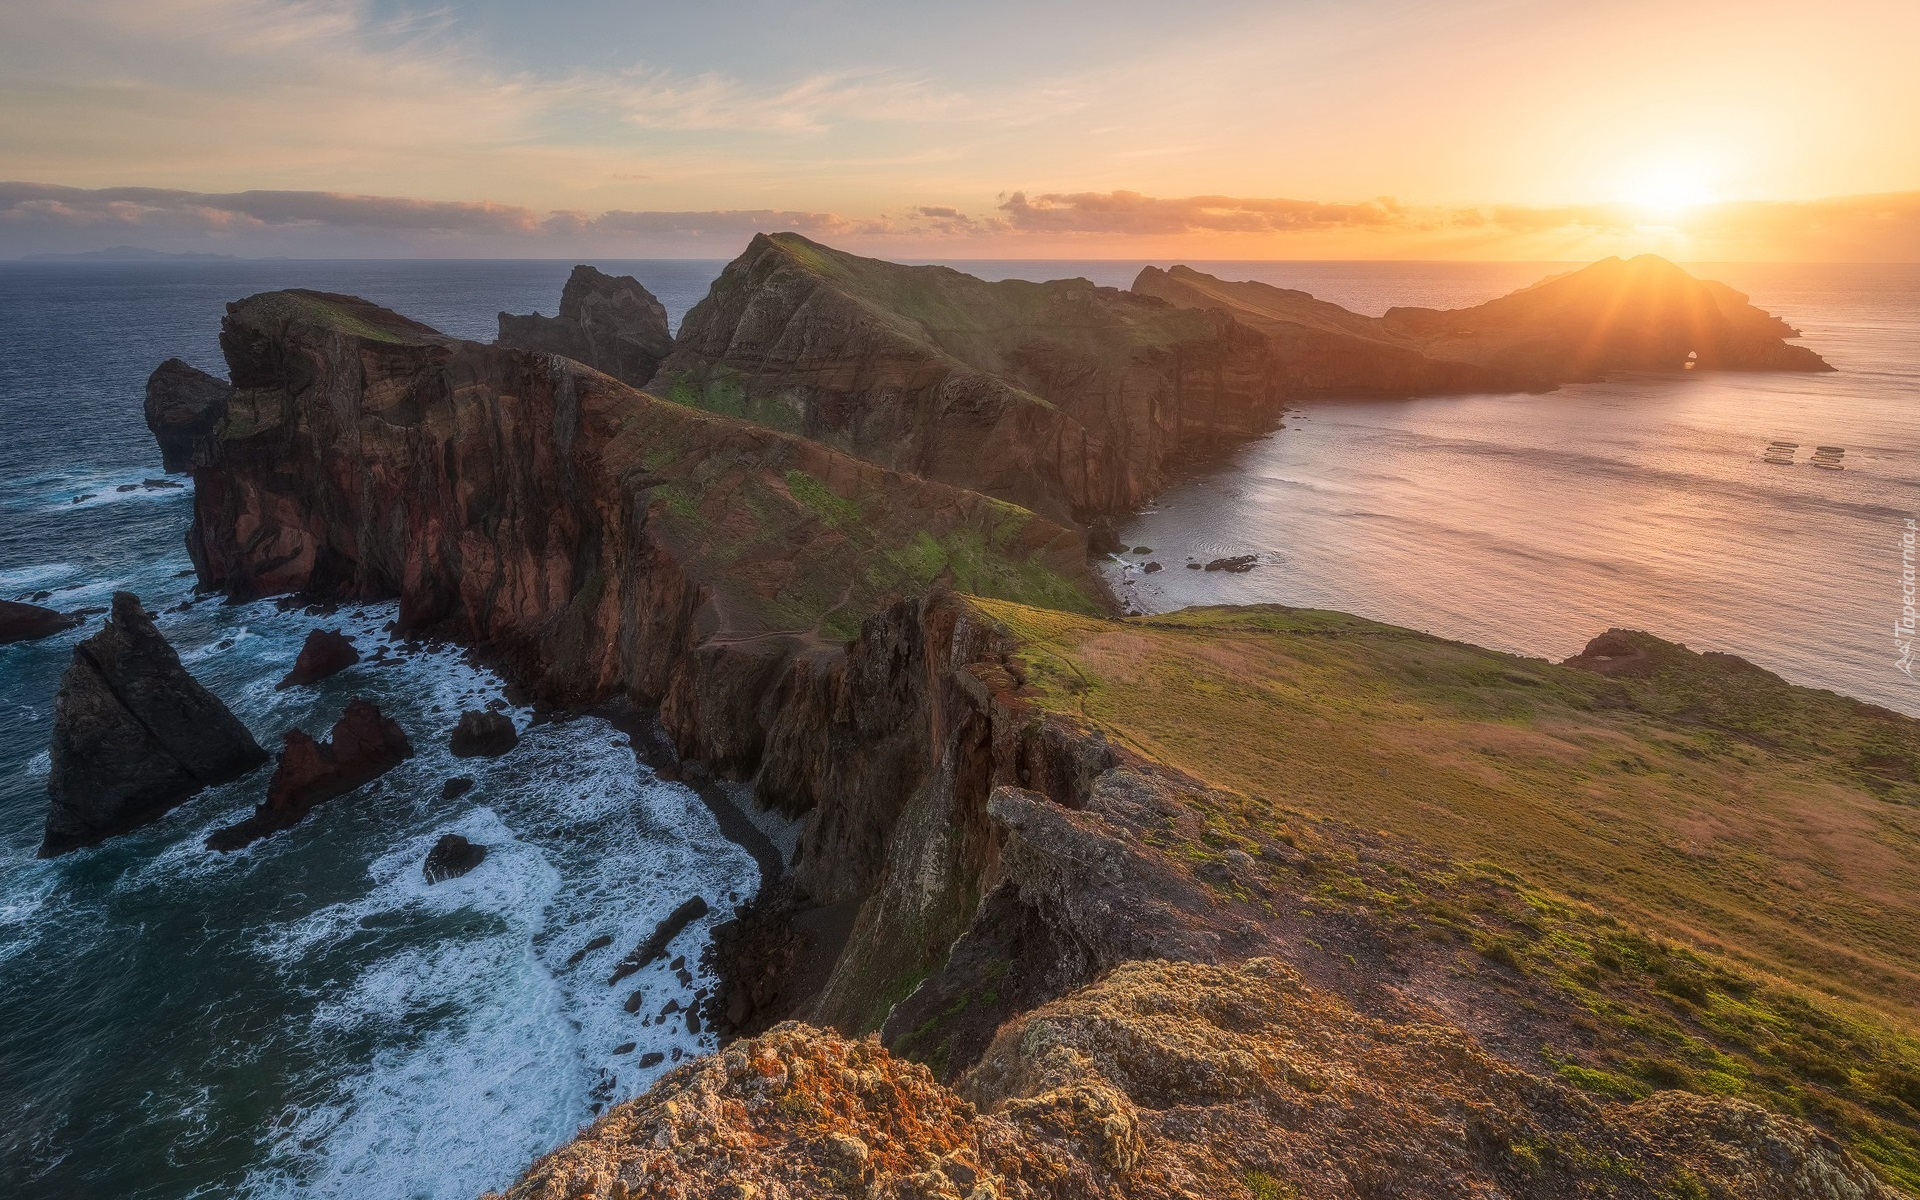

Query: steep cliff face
left=497, top=265, right=674, bottom=388
left=648, top=233, right=1286, bottom=525
left=1137, top=255, right=1832, bottom=392
left=188, top=288, right=1101, bottom=708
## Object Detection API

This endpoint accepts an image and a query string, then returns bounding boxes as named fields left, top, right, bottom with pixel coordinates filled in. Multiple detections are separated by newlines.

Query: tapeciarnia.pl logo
left=1899, top=517, right=1916, bottom=680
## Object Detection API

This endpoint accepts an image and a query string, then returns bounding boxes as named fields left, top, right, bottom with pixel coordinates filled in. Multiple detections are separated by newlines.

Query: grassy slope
left=973, top=599, right=1920, bottom=1188
left=594, top=381, right=1106, bottom=640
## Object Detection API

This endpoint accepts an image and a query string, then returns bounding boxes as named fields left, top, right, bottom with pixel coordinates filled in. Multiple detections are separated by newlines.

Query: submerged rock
left=449, top=710, right=518, bottom=758
left=275, top=628, right=359, bottom=689
left=0, top=599, right=82, bottom=645
left=206, top=698, right=412, bottom=851
left=423, top=832, right=487, bottom=883
left=608, top=896, right=710, bottom=986
left=439, top=776, right=475, bottom=801
left=496, top=265, right=672, bottom=388
left=1203, top=554, right=1258, bottom=572
left=144, top=358, right=232, bottom=473
left=41, top=592, right=268, bottom=855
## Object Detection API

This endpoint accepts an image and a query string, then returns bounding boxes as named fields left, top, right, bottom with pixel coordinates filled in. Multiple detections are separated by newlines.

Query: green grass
left=958, top=596, right=1920, bottom=1190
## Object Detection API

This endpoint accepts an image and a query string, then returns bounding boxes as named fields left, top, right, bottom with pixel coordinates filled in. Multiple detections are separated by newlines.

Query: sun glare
left=1620, top=166, right=1720, bottom=213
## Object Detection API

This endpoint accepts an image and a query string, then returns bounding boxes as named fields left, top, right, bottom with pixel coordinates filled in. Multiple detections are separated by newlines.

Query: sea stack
left=42, top=592, right=268, bottom=855
left=496, top=265, right=673, bottom=388
left=206, top=698, right=413, bottom=851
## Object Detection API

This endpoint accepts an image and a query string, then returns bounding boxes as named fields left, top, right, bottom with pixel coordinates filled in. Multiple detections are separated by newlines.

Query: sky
left=1, top=0, right=1916, bottom=259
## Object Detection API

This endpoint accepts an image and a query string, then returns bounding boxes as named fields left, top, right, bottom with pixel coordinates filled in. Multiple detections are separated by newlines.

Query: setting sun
left=1620, top=166, right=1722, bottom=213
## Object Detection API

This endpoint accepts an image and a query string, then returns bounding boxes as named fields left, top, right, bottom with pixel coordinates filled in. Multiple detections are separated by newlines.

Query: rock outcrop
left=205, top=697, right=411, bottom=850
left=0, top=599, right=82, bottom=644
left=144, top=357, right=233, bottom=472
left=422, top=832, right=487, bottom=883
left=1136, top=254, right=1831, bottom=392
left=497, top=265, right=673, bottom=388
left=182, top=287, right=1103, bottom=717
left=448, top=709, right=518, bottom=758
left=494, top=1008, right=1899, bottom=1200
left=649, top=233, right=1286, bottom=525
left=276, top=628, right=358, bottom=688
left=41, top=592, right=268, bottom=855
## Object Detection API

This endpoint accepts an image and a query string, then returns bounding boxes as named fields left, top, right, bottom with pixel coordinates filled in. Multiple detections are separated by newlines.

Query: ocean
left=0, top=256, right=1912, bottom=1199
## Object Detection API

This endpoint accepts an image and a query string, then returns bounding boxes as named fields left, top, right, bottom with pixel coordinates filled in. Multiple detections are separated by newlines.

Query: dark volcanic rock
left=449, top=709, right=518, bottom=758
left=423, top=832, right=487, bottom=883
left=497, top=265, right=672, bottom=388
left=608, top=896, right=710, bottom=986
left=206, top=698, right=412, bottom=851
left=276, top=628, right=359, bottom=689
left=0, top=599, right=82, bottom=645
left=42, top=592, right=268, bottom=855
left=144, top=358, right=233, bottom=472
left=440, top=776, right=475, bottom=801
left=1203, top=554, right=1257, bottom=572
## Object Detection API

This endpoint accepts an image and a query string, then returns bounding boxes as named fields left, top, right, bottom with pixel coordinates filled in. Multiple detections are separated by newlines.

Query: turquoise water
left=0, top=257, right=1911, bottom=1199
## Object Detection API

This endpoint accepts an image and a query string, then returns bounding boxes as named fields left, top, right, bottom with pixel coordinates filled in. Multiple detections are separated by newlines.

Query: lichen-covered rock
left=41, top=592, right=267, bottom=855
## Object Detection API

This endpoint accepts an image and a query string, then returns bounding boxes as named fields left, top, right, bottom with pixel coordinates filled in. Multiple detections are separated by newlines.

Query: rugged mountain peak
left=496, top=264, right=672, bottom=387
left=650, top=233, right=1285, bottom=525
left=42, top=592, right=268, bottom=855
left=144, top=357, right=232, bottom=473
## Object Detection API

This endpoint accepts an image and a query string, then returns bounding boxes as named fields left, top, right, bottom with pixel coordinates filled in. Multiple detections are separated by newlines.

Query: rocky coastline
left=95, top=243, right=1918, bottom=1196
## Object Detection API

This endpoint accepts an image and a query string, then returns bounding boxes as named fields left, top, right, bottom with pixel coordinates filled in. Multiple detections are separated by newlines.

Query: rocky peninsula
left=130, top=243, right=1917, bottom=1198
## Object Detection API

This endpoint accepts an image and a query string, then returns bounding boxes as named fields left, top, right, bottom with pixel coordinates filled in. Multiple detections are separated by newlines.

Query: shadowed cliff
left=648, top=233, right=1288, bottom=527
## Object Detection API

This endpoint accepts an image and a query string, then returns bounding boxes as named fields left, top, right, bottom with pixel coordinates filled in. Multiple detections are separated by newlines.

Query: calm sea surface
left=0, top=256, right=1912, bottom=1198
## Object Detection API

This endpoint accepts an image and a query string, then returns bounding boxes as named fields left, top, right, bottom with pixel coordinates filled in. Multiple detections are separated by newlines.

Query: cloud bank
left=4, top=182, right=1916, bottom=261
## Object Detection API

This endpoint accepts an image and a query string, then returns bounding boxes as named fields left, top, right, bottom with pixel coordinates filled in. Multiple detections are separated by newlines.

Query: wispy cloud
left=5, top=181, right=1917, bottom=261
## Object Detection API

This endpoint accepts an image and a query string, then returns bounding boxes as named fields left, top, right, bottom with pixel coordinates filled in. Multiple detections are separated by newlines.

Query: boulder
left=41, top=592, right=268, bottom=855
left=206, top=698, right=412, bottom=851
left=497, top=265, right=672, bottom=388
left=144, top=358, right=232, bottom=472
left=276, top=628, right=359, bottom=689
left=450, top=709, right=519, bottom=758
left=0, top=599, right=82, bottom=645
left=440, top=776, right=475, bottom=801
left=423, top=833, right=488, bottom=883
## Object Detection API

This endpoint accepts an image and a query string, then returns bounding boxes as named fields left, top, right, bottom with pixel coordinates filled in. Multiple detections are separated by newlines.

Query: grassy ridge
left=970, top=598, right=1920, bottom=1188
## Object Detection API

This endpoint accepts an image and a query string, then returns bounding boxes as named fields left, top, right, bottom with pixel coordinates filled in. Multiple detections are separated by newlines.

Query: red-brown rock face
left=206, top=697, right=412, bottom=850
left=649, top=233, right=1287, bottom=525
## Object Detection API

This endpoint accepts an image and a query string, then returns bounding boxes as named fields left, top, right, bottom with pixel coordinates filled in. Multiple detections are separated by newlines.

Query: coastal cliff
left=648, top=233, right=1286, bottom=526
left=1135, top=254, right=1833, bottom=392
left=156, top=261, right=1920, bottom=1198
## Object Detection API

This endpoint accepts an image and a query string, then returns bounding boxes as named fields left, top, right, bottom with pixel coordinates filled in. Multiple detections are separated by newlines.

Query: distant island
left=21, top=245, right=244, bottom=262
